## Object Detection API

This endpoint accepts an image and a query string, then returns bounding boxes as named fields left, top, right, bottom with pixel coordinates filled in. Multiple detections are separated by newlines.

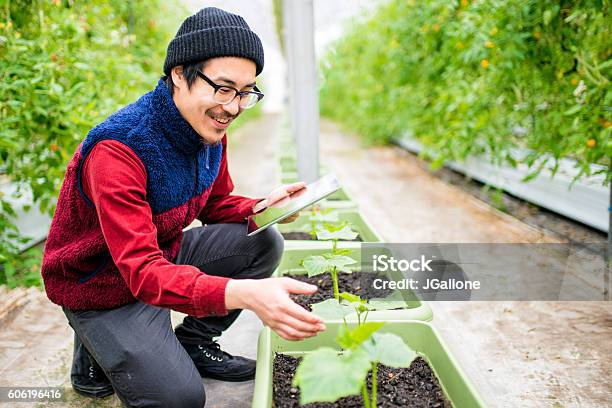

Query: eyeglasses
left=196, top=70, right=264, bottom=109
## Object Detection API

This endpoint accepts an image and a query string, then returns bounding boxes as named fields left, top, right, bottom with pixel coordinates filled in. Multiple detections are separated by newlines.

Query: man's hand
left=253, top=182, right=306, bottom=224
left=225, top=277, right=326, bottom=341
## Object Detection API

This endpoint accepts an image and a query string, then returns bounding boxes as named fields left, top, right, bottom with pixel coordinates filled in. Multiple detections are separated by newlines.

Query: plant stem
left=331, top=267, right=339, bottom=300
left=332, top=238, right=337, bottom=254
left=38, top=0, right=44, bottom=31
left=361, top=384, right=371, bottom=408
left=371, top=363, right=378, bottom=408
left=310, top=209, right=317, bottom=239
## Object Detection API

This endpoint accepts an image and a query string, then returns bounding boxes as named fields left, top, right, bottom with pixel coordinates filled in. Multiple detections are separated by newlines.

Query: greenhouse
left=0, top=1, right=610, bottom=407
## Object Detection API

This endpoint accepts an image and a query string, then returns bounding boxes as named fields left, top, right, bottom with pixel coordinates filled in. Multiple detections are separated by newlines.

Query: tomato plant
left=320, top=0, right=610, bottom=183
left=0, top=0, right=186, bottom=277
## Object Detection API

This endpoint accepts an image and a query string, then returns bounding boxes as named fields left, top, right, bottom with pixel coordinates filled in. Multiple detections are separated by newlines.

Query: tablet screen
left=246, top=174, right=341, bottom=236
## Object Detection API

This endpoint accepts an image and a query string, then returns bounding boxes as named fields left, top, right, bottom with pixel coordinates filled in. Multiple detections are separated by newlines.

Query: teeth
left=214, top=117, right=229, bottom=124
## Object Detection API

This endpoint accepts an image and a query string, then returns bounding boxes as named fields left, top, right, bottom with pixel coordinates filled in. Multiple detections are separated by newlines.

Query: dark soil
left=273, top=353, right=452, bottom=408
left=289, top=272, right=392, bottom=311
left=281, top=232, right=363, bottom=241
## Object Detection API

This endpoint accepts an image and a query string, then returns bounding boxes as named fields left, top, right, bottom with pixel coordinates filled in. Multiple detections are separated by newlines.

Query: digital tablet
left=246, top=173, right=341, bottom=236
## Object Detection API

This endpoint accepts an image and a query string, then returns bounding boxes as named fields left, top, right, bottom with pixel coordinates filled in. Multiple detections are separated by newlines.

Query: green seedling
left=297, top=285, right=417, bottom=406
left=301, top=252, right=355, bottom=300
left=307, top=208, right=340, bottom=239
left=300, top=221, right=359, bottom=300
left=293, top=322, right=417, bottom=407
left=339, top=292, right=370, bottom=326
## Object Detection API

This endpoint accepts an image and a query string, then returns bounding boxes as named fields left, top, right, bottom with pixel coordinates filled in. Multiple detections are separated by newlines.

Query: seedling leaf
left=302, top=255, right=330, bottom=277
left=339, top=292, right=362, bottom=303
left=294, top=348, right=371, bottom=404
left=316, top=224, right=359, bottom=241
left=361, top=332, right=417, bottom=367
left=327, top=255, right=356, bottom=273
left=336, top=322, right=385, bottom=350
left=311, top=299, right=353, bottom=320
left=302, top=255, right=355, bottom=276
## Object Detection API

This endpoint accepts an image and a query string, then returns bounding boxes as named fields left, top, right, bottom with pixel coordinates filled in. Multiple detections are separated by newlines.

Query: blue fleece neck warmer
left=78, top=79, right=223, bottom=214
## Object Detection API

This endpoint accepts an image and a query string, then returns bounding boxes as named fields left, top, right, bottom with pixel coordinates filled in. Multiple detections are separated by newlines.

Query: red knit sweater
left=41, top=136, right=259, bottom=317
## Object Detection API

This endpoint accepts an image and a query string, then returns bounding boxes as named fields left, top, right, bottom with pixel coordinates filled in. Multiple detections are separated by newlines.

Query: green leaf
left=326, top=255, right=356, bottom=273
left=521, top=171, right=540, bottom=183
left=302, top=255, right=356, bottom=276
left=0, top=137, right=18, bottom=150
left=311, top=298, right=353, bottom=320
left=294, top=348, right=371, bottom=404
left=563, top=105, right=582, bottom=116
left=302, top=255, right=330, bottom=277
left=308, top=209, right=339, bottom=223
left=336, top=322, right=384, bottom=350
left=316, top=224, right=359, bottom=241
left=339, top=292, right=362, bottom=304
left=597, top=60, right=612, bottom=70
left=361, top=332, right=417, bottom=367
left=339, top=292, right=373, bottom=314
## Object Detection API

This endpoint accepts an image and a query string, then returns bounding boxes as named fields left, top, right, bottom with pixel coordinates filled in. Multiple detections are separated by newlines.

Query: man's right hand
left=225, top=277, right=326, bottom=341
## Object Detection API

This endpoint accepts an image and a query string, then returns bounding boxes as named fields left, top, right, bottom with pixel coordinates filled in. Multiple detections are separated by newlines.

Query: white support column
left=283, top=0, right=320, bottom=183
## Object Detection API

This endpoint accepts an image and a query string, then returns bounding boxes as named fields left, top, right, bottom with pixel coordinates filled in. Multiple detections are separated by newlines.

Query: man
left=41, top=7, right=325, bottom=407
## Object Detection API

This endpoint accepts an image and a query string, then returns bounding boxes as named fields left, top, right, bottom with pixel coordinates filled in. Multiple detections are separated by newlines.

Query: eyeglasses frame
left=196, top=70, right=264, bottom=109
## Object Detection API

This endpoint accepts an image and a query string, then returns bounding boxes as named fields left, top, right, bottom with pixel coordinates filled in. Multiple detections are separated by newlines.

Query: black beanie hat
left=163, top=7, right=264, bottom=76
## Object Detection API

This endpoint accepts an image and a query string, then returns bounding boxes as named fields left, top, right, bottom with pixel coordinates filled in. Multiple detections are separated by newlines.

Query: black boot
left=71, top=334, right=114, bottom=398
left=181, top=340, right=256, bottom=382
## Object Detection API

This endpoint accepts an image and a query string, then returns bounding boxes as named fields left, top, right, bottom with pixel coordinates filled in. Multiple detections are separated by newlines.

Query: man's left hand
left=253, top=181, right=306, bottom=223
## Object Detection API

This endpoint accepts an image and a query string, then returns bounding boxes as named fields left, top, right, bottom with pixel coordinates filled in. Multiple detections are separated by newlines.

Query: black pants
left=63, top=224, right=284, bottom=407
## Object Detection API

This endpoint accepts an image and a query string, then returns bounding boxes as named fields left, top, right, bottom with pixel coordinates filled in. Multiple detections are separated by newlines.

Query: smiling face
left=170, top=57, right=257, bottom=145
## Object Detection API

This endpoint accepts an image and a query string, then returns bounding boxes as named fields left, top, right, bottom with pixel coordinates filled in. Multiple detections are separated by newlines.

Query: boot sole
left=199, top=368, right=256, bottom=382
left=72, top=383, right=115, bottom=398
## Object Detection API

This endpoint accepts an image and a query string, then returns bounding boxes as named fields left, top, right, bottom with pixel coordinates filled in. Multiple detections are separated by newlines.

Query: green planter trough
left=274, top=241, right=433, bottom=322
left=278, top=209, right=384, bottom=243
left=253, top=321, right=485, bottom=408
